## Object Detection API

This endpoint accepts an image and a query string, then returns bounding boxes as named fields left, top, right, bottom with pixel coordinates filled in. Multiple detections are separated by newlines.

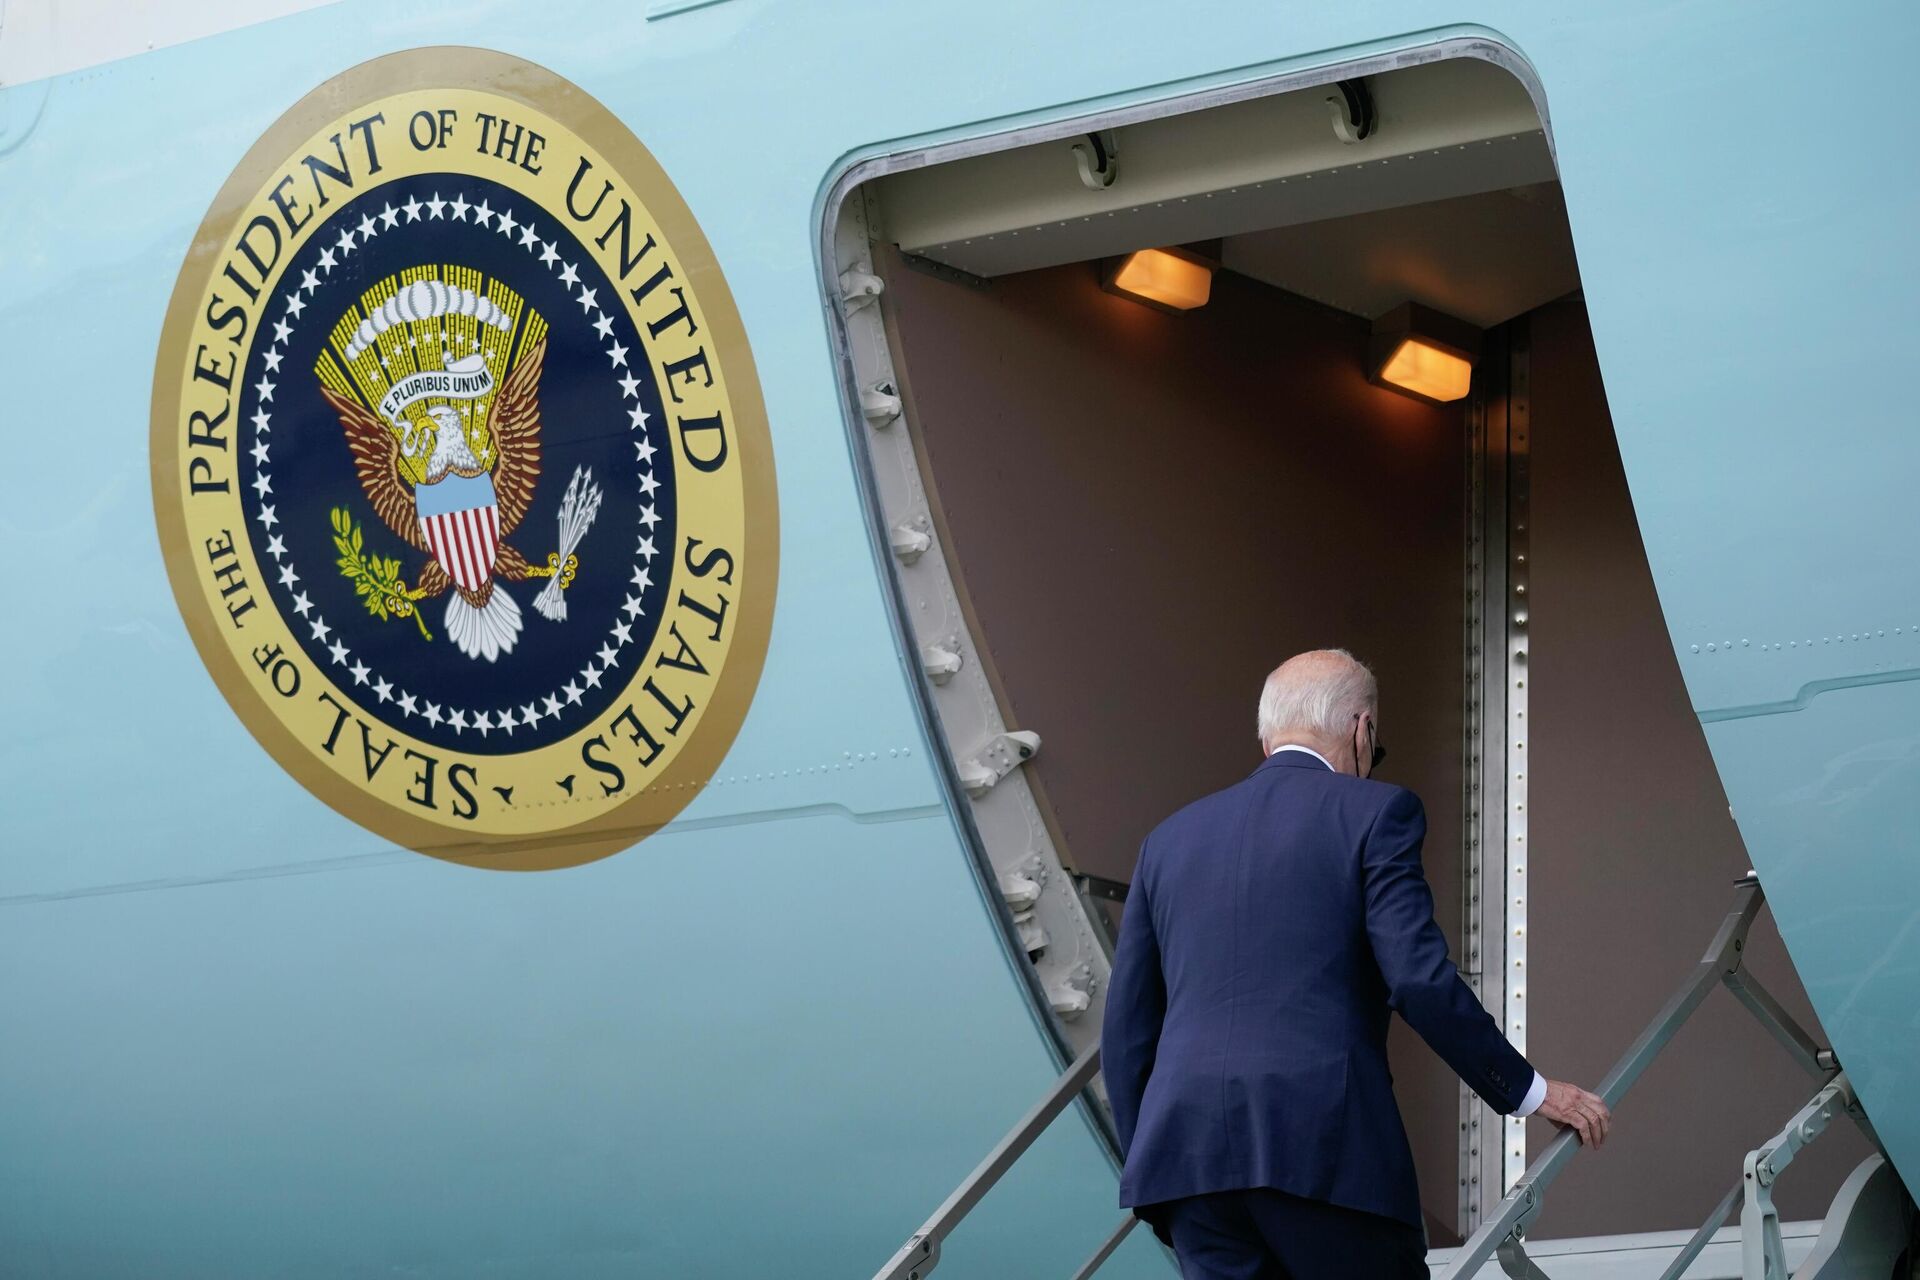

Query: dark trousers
left=1158, top=1188, right=1427, bottom=1280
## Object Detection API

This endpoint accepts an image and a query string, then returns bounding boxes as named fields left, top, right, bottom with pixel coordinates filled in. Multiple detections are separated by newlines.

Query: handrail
left=1615, top=1074, right=1860, bottom=1280
left=873, top=1044, right=1106, bottom=1280
left=876, top=873, right=1867, bottom=1280
left=1070, top=1215, right=1140, bottom=1280
left=1440, top=875, right=1870, bottom=1280
left=1440, top=877, right=1769, bottom=1277
left=1738, top=1073, right=1856, bottom=1279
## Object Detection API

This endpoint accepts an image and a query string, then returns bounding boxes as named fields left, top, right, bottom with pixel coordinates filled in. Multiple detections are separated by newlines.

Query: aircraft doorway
left=826, top=49, right=1865, bottom=1252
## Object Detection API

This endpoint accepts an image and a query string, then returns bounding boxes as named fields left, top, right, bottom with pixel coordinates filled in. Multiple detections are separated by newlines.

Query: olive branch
left=330, top=508, right=432, bottom=641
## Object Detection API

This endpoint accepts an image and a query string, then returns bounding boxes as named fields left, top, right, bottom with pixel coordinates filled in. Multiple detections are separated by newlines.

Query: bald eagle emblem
left=152, top=57, right=776, bottom=860
left=316, top=274, right=601, bottom=662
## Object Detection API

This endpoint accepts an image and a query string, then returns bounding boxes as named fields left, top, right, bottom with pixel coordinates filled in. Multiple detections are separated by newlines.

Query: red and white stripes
left=419, top=505, right=500, bottom=593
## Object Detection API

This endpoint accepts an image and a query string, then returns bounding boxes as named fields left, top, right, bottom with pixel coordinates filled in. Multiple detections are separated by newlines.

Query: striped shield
left=415, top=472, right=501, bottom=594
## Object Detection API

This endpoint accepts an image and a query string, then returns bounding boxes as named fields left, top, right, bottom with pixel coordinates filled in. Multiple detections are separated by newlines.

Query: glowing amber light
left=1376, top=335, right=1474, bottom=403
left=1108, top=248, right=1213, bottom=311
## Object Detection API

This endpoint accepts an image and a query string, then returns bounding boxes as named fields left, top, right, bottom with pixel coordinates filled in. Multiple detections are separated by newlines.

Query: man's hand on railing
left=1537, top=1080, right=1612, bottom=1148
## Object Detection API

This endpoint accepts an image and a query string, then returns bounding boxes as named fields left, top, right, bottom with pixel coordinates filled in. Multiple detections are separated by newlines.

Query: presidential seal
left=152, top=49, right=777, bottom=870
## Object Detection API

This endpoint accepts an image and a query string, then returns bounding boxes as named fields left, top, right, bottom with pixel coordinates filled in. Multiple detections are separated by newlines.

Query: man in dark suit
left=1103, top=649, right=1609, bottom=1278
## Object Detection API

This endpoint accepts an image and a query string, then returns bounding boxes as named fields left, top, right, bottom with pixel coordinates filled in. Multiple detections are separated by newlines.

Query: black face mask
left=1353, top=718, right=1386, bottom=775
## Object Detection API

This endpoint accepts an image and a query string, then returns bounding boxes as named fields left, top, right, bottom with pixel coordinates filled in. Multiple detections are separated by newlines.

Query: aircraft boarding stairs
left=874, top=876, right=1917, bottom=1280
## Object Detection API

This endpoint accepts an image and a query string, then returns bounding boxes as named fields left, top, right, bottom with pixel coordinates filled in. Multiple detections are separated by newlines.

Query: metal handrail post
left=1652, top=1180, right=1743, bottom=1280
left=873, top=1044, right=1103, bottom=1280
left=1739, top=1074, right=1856, bottom=1280
left=1663, top=1075, right=1867, bottom=1280
left=1069, top=1215, right=1139, bottom=1280
left=1586, top=879, right=1765, bottom=1108
left=875, top=873, right=1854, bottom=1280
left=1495, top=1233, right=1552, bottom=1279
left=1719, top=968, right=1830, bottom=1084
left=1438, top=879, right=1767, bottom=1279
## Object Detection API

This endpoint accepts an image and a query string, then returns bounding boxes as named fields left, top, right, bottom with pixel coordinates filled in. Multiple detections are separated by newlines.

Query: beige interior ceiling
left=872, top=56, right=1554, bottom=282
left=1222, top=183, right=1580, bottom=327
left=872, top=55, right=1578, bottom=327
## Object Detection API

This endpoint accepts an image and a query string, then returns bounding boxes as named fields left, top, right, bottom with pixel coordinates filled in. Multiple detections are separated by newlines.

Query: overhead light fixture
left=1102, top=247, right=1214, bottom=312
left=1369, top=302, right=1481, bottom=404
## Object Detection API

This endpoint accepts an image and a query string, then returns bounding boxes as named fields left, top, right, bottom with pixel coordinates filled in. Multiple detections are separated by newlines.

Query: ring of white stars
left=247, top=189, right=664, bottom=742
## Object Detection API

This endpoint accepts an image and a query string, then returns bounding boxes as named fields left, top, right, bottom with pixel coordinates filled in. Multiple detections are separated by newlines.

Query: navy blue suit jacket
left=1102, top=750, right=1536, bottom=1228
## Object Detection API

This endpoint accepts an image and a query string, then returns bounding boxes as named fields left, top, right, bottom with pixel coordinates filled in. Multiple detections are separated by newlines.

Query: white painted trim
left=1427, top=1220, right=1823, bottom=1279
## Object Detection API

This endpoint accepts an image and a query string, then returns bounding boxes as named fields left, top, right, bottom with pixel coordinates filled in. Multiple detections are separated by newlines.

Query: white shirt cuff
left=1514, top=1071, right=1548, bottom=1117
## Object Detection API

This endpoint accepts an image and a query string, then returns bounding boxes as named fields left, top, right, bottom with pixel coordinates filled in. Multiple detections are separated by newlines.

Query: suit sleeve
left=1361, top=789, right=1537, bottom=1114
left=1101, top=845, right=1167, bottom=1156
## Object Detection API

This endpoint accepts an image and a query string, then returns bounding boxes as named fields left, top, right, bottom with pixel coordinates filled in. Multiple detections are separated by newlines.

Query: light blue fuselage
left=1, top=3, right=1916, bottom=1277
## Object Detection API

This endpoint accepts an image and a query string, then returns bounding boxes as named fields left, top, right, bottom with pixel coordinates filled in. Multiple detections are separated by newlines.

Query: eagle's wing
left=488, top=337, right=546, bottom=536
left=320, top=384, right=426, bottom=552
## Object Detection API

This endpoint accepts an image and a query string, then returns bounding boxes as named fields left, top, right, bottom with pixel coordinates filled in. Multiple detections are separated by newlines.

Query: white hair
left=1256, top=649, right=1378, bottom=747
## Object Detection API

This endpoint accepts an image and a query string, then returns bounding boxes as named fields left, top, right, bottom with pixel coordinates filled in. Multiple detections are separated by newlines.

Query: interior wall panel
left=876, top=246, right=1472, bottom=1238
